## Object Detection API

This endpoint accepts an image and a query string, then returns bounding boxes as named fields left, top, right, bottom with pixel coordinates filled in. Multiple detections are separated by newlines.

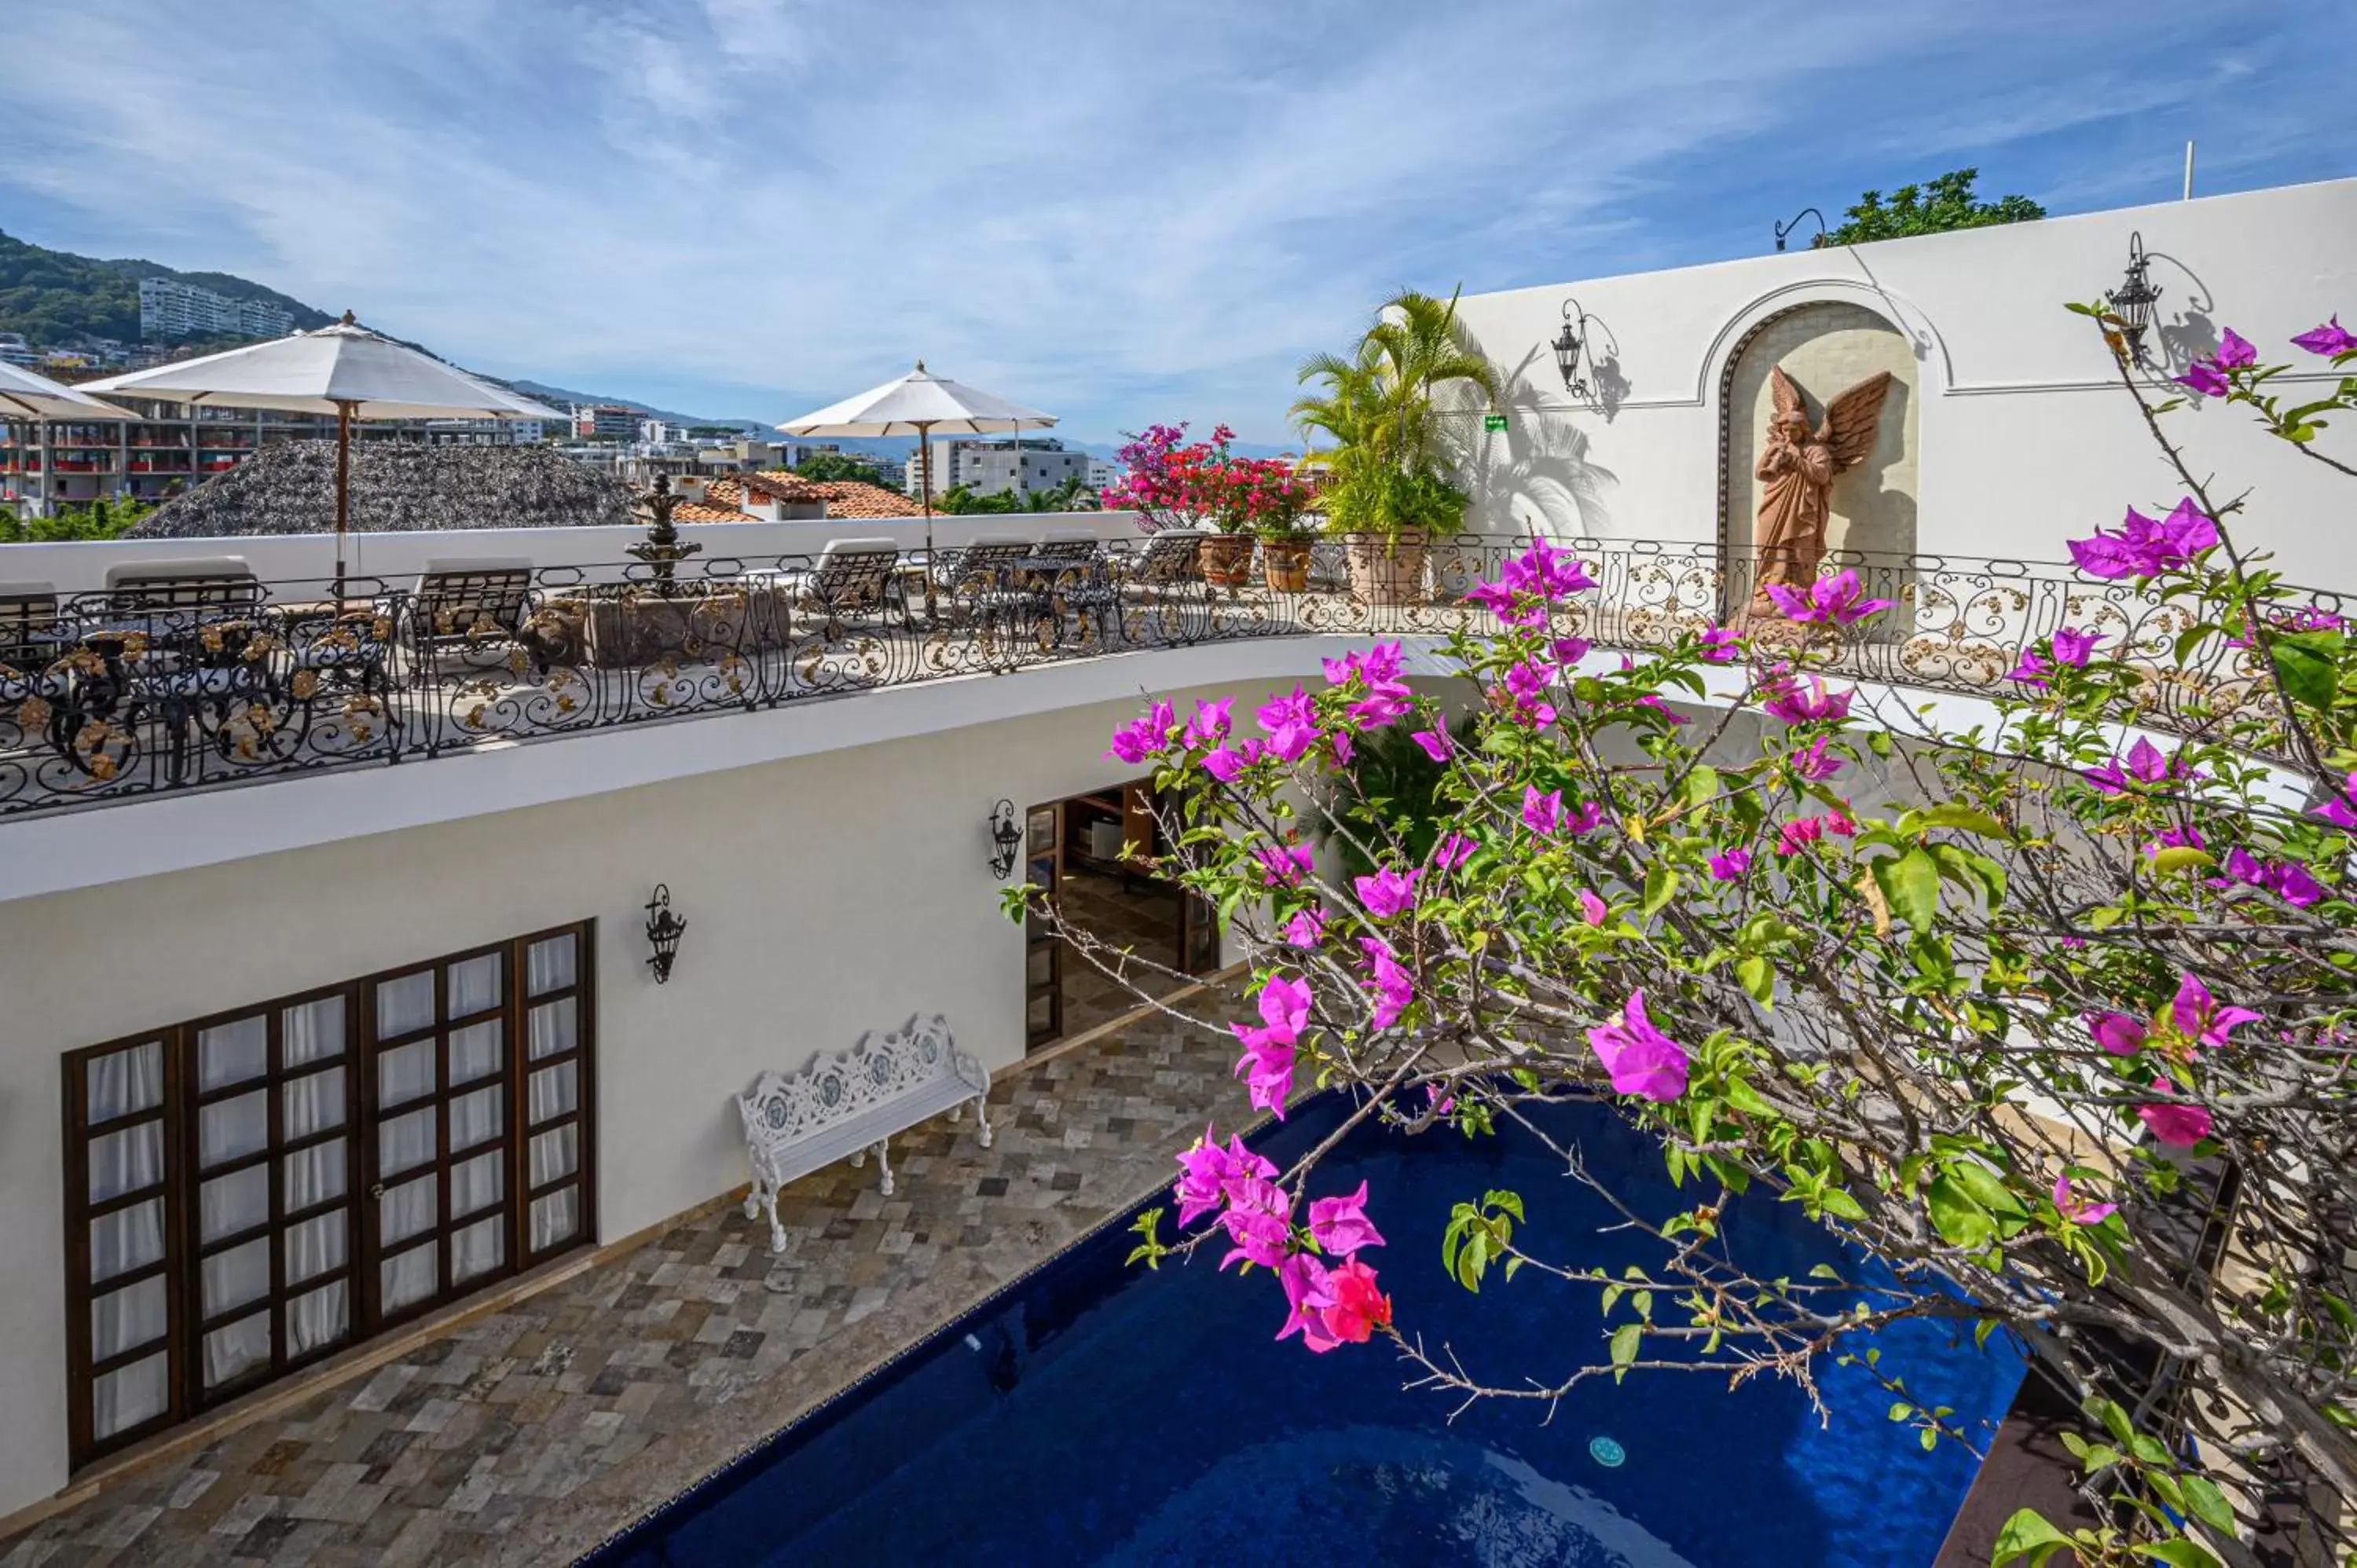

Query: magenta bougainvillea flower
left=1254, top=841, right=1313, bottom=888
left=1281, top=907, right=1326, bottom=948
left=1468, top=540, right=1594, bottom=626
left=2315, top=772, right=2357, bottom=831
left=2137, top=1081, right=2214, bottom=1148
left=2066, top=499, right=2218, bottom=580
left=1697, top=625, right=1743, bottom=664
left=1353, top=866, right=1419, bottom=919
left=1307, top=1180, right=1386, bottom=1257
left=2171, top=973, right=2261, bottom=1050
left=1551, top=636, right=1592, bottom=664
left=1276, top=1253, right=1392, bottom=1351
left=1567, top=798, right=1607, bottom=836
left=1183, top=697, right=1231, bottom=748
left=1358, top=938, right=1414, bottom=1029
left=1105, top=699, right=1177, bottom=764
left=1761, top=672, right=1854, bottom=725
left=1521, top=786, right=1562, bottom=837
left=1434, top=832, right=1475, bottom=872
left=1230, top=974, right=1311, bottom=1116
left=2292, top=316, right=2357, bottom=357
left=1775, top=815, right=1827, bottom=856
left=2051, top=1174, right=2117, bottom=1226
left=1585, top=989, right=1691, bottom=1101
left=1791, top=735, right=1844, bottom=781
left=1762, top=569, right=1894, bottom=627
left=1218, top=1174, right=1293, bottom=1269
left=1409, top=726, right=1453, bottom=764
left=2083, top=736, right=2190, bottom=795
left=2176, top=328, right=2255, bottom=398
left=1709, top=848, right=1752, bottom=881
left=1255, top=686, right=1320, bottom=762
left=1171, top=1127, right=1277, bottom=1227
left=2009, top=627, right=2102, bottom=687
left=1200, top=738, right=1264, bottom=782
left=1578, top=889, right=1608, bottom=926
left=2088, top=1011, right=2149, bottom=1057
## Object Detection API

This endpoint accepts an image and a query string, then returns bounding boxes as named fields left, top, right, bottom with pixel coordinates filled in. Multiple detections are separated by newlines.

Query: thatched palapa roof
left=126, top=442, right=636, bottom=537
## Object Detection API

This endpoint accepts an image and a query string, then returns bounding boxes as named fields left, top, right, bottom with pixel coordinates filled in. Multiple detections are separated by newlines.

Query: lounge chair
left=772, top=538, right=905, bottom=631
left=409, top=557, right=538, bottom=672
left=103, top=557, right=262, bottom=617
left=0, top=582, right=59, bottom=674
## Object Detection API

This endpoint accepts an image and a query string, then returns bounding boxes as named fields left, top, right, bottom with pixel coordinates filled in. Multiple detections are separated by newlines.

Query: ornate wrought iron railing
left=0, top=534, right=2328, bottom=820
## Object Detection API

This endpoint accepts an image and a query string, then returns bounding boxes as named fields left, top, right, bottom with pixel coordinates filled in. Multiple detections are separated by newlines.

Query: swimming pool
left=587, top=1094, right=2022, bottom=1566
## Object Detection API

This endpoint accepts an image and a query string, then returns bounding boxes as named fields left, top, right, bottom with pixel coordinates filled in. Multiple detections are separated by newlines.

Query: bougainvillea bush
left=1028, top=313, right=2357, bottom=1565
left=1098, top=421, right=1314, bottom=535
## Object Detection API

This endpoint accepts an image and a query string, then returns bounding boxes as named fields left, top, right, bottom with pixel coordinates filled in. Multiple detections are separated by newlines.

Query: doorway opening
left=1024, top=780, right=1219, bottom=1050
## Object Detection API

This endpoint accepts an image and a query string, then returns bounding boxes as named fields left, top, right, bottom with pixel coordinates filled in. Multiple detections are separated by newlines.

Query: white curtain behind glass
left=86, top=1042, right=162, bottom=1119
left=200, top=1165, right=269, bottom=1243
left=88, top=1122, right=162, bottom=1205
left=282, top=995, right=344, bottom=1066
left=90, top=1274, right=166, bottom=1362
left=527, top=935, right=575, bottom=996
left=92, top=1353, right=168, bottom=1440
left=91, top=1198, right=165, bottom=1284
left=203, top=1313, right=270, bottom=1389
left=449, top=954, right=501, bottom=1017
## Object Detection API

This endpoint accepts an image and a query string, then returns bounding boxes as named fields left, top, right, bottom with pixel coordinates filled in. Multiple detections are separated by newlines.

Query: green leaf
left=1684, top=765, right=1720, bottom=808
left=1916, top=804, right=2008, bottom=837
left=1608, top=1321, right=1642, bottom=1379
left=1736, top=954, right=1775, bottom=1006
left=1947, top=1158, right=2030, bottom=1219
left=1875, top=848, right=1942, bottom=931
left=2149, top=845, right=2215, bottom=877
left=1989, top=1508, right=2073, bottom=1566
left=1927, top=1175, right=1996, bottom=1250
left=1642, top=864, right=1679, bottom=917
left=2179, top=1475, right=2234, bottom=1533
left=2132, top=1541, right=2220, bottom=1568
left=2271, top=628, right=2346, bottom=712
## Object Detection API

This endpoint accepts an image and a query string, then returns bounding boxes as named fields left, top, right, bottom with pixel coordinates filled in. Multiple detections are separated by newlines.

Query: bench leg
left=974, top=1094, right=994, bottom=1149
left=874, top=1138, right=895, bottom=1197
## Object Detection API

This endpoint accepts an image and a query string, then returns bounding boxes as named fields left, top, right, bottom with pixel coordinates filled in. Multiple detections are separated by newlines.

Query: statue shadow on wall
left=1827, top=376, right=1915, bottom=645
left=1464, top=338, right=1624, bottom=540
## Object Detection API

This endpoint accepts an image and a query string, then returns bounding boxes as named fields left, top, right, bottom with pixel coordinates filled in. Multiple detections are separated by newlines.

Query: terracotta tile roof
left=771, top=474, right=923, bottom=518
left=668, top=497, right=759, bottom=523
left=734, top=471, right=827, bottom=504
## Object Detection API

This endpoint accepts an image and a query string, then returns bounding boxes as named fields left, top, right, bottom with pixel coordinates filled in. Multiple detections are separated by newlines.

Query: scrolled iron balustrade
left=0, top=534, right=2327, bottom=820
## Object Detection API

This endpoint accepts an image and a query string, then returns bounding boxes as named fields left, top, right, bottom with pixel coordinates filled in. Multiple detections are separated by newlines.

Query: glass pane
left=381, top=1241, right=438, bottom=1313
left=449, top=954, right=502, bottom=1017
left=528, top=1061, right=577, bottom=1126
left=530, top=1187, right=580, bottom=1252
left=86, top=1042, right=163, bottom=1120
left=200, top=1164, right=270, bottom=1244
left=284, top=1210, right=347, bottom=1286
left=284, top=1280, right=349, bottom=1358
left=451, top=1215, right=504, bottom=1284
left=526, top=934, right=577, bottom=997
left=377, top=1041, right=436, bottom=1108
left=284, top=1138, right=347, bottom=1211
left=527, top=998, right=577, bottom=1061
left=530, top=1124, right=578, bottom=1189
left=201, top=1236, right=272, bottom=1316
left=89, top=1120, right=163, bottom=1203
left=202, top=1310, right=272, bottom=1389
left=92, top=1351, right=169, bottom=1440
left=379, top=1173, right=437, bottom=1246
left=91, top=1276, right=167, bottom=1362
left=449, top=1086, right=503, bottom=1152
left=282, top=995, right=346, bottom=1066
left=452, top=1149, right=504, bottom=1218
left=449, top=1020, right=503, bottom=1085
left=91, top=1198, right=164, bottom=1284
left=196, top=1015, right=268, bottom=1091
left=283, top=1064, right=346, bottom=1140
left=375, top=970, right=435, bottom=1038
left=199, top=1090, right=269, bottom=1168
left=378, top=1106, right=437, bottom=1177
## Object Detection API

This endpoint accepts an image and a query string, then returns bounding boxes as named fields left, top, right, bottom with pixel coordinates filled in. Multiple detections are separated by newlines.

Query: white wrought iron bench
left=735, top=1013, right=992, bottom=1254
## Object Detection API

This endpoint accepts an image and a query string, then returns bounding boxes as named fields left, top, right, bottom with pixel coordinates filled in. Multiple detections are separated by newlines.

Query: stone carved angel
left=1747, top=365, right=1893, bottom=617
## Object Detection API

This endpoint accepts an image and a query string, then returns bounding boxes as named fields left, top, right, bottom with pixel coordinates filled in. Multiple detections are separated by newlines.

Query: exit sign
left=1483, top=413, right=1508, bottom=432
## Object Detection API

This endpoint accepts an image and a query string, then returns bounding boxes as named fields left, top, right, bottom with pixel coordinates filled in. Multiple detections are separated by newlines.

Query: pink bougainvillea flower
left=2214, top=327, right=2258, bottom=368
left=1469, top=540, right=1595, bottom=626
left=2313, top=772, right=2357, bottom=831
left=1761, top=672, right=1854, bottom=725
left=1433, top=832, right=1476, bottom=872
left=1709, top=848, right=1753, bottom=881
left=1230, top=975, right=1310, bottom=1116
left=2171, top=973, right=2261, bottom=1050
left=2176, top=360, right=2230, bottom=398
left=1697, top=625, right=1743, bottom=664
left=2292, top=316, right=2357, bottom=357
left=1183, top=697, right=1232, bottom=748
left=1826, top=810, right=1857, bottom=837
left=1791, top=735, right=1844, bottom=781
left=1578, top=889, right=1609, bottom=926
left=1585, top=989, right=1691, bottom=1101
left=2084, top=736, right=2182, bottom=795
left=1567, top=798, right=1607, bottom=836
left=1276, top=1251, right=1340, bottom=1350
left=1409, top=727, right=1454, bottom=764
left=2053, top=627, right=2102, bottom=667
left=1200, top=738, right=1263, bottom=782
left=2007, top=647, right=2054, bottom=687
left=2068, top=500, right=2219, bottom=580
left=1762, top=569, right=1894, bottom=627
left=1551, top=636, right=1593, bottom=664
left=1358, top=937, right=1415, bottom=1029
left=1320, top=1257, right=1393, bottom=1346
left=1254, top=841, right=1314, bottom=888
left=2137, top=1080, right=2214, bottom=1148
left=1349, top=680, right=1414, bottom=729
left=2052, top=1174, right=2117, bottom=1226
left=1307, top=1180, right=1386, bottom=1257
left=1504, top=658, right=1555, bottom=703
left=1219, top=1174, right=1294, bottom=1269
left=1353, top=866, right=1419, bottom=919
left=1329, top=729, right=1355, bottom=765
left=2143, top=824, right=2205, bottom=861
left=1775, top=815, right=1826, bottom=856
left=2088, top=1011, right=2149, bottom=1057
left=1521, top=786, right=1563, bottom=837
left=1173, top=1127, right=1276, bottom=1227
left=1105, top=699, right=1177, bottom=764
left=2267, top=861, right=2326, bottom=908
left=1281, top=907, right=1327, bottom=948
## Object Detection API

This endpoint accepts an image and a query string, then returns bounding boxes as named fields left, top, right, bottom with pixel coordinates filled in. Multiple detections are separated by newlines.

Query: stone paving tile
left=0, top=995, right=1244, bottom=1568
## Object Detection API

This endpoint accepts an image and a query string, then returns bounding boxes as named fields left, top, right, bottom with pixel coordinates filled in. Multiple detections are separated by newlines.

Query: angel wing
left=1769, top=365, right=1805, bottom=426
left=1816, top=371, right=1893, bottom=474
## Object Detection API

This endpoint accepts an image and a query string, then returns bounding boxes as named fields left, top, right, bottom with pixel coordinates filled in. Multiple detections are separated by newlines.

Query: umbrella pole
left=334, top=400, right=351, bottom=613
left=919, top=420, right=937, bottom=625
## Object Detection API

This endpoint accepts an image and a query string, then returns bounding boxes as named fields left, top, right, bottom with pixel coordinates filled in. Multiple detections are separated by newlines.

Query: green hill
left=0, top=229, right=335, bottom=348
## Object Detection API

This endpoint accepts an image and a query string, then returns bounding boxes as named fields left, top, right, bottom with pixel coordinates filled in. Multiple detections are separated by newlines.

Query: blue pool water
left=588, top=1095, right=2021, bottom=1566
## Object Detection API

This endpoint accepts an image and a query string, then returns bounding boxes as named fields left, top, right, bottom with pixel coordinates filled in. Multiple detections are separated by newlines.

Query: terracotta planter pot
left=1261, top=538, right=1314, bottom=592
left=1343, top=530, right=1429, bottom=605
left=1198, top=533, right=1257, bottom=588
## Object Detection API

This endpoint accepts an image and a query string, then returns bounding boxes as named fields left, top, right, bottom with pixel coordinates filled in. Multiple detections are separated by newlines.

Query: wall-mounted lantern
left=1772, top=207, right=1827, bottom=252
left=1551, top=299, right=1596, bottom=398
left=2105, top=231, right=2163, bottom=369
left=644, top=884, right=687, bottom=984
left=988, top=799, right=1024, bottom=881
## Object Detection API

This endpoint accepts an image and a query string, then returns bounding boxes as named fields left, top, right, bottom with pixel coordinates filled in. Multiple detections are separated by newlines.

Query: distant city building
left=1087, top=457, right=1120, bottom=492
left=906, top=437, right=1083, bottom=498
left=137, top=277, right=293, bottom=343
left=572, top=404, right=640, bottom=441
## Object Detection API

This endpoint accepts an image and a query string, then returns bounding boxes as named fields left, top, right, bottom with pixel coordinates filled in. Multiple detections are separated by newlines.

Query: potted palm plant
left=1292, top=288, right=1498, bottom=606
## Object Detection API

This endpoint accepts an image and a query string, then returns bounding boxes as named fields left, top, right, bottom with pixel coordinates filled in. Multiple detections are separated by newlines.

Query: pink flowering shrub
left=1022, top=306, right=2357, bottom=1559
left=1099, top=420, right=1316, bottom=536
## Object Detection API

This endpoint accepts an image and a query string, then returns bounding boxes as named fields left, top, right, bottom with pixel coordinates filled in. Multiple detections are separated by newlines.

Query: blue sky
left=2, top=2, right=2352, bottom=443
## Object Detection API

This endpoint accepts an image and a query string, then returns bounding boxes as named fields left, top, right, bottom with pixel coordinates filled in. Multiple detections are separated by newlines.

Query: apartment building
left=136, top=279, right=294, bottom=343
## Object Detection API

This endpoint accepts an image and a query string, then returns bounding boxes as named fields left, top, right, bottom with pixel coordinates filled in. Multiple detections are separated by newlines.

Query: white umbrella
left=778, top=361, right=1056, bottom=617
left=82, top=313, right=561, bottom=596
left=0, top=361, right=134, bottom=518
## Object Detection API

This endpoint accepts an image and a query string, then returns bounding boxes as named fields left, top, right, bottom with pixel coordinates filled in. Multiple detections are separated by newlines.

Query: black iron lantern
left=1551, top=299, right=1593, bottom=398
left=1773, top=206, right=1826, bottom=251
left=2106, top=230, right=2163, bottom=369
left=644, top=884, right=687, bottom=984
left=988, top=799, right=1023, bottom=881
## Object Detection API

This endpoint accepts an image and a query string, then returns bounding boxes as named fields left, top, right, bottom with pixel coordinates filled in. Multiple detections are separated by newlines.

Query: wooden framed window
left=60, top=920, right=596, bottom=1469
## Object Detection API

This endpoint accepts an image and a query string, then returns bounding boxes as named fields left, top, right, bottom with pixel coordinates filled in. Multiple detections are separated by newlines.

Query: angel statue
left=1746, top=365, right=1893, bottom=619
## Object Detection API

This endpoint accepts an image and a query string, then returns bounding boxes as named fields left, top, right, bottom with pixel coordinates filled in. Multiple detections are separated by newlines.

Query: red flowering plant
left=1099, top=422, right=1235, bottom=533
left=1017, top=308, right=2357, bottom=1565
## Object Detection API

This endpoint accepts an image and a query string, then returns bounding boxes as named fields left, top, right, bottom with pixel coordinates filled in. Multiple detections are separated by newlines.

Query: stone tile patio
left=0, top=988, right=1246, bottom=1568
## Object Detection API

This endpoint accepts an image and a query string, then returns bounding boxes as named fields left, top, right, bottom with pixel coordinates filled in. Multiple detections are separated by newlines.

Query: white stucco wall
left=1452, top=178, right=2356, bottom=584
